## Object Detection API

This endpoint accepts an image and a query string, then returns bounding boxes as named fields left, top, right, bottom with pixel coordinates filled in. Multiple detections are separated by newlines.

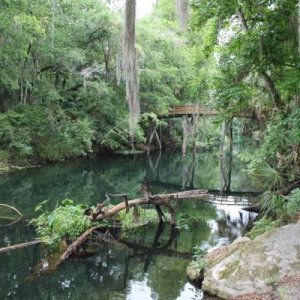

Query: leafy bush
left=0, top=105, right=93, bottom=161
left=192, top=246, right=208, bottom=272
left=31, top=199, right=92, bottom=250
left=285, top=188, right=300, bottom=218
left=248, top=110, right=300, bottom=173
left=260, top=191, right=287, bottom=218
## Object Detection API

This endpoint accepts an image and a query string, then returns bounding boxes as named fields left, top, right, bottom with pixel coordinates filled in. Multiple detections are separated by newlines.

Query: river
left=0, top=150, right=258, bottom=299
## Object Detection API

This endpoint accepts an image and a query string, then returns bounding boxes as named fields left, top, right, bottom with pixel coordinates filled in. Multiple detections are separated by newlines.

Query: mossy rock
left=201, top=223, right=300, bottom=299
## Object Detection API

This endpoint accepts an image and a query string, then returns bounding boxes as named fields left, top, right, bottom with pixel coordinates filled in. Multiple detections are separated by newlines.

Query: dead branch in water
left=0, top=204, right=23, bottom=227
left=0, top=204, right=23, bottom=217
left=60, top=226, right=97, bottom=261
left=95, top=189, right=208, bottom=222
left=60, top=189, right=208, bottom=262
left=0, top=239, right=42, bottom=254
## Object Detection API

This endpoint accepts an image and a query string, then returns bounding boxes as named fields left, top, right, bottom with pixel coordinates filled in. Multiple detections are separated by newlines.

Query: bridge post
left=181, top=116, right=188, bottom=155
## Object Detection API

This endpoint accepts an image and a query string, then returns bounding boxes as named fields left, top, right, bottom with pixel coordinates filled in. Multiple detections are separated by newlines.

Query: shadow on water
left=0, top=149, right=259, bottom=299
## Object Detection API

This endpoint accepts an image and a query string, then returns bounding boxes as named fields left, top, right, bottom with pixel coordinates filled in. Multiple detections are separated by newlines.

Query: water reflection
left=0, top=150, right=257, bottom=219
left=0, top=202, right=257, bottom=300
left=0, top=150, right=258, bottom=299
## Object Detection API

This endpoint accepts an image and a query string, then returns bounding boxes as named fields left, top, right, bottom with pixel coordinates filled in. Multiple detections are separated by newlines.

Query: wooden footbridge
left=147, top=104, right=255, bottom=154
left=159, top=104, right=254, bottom=118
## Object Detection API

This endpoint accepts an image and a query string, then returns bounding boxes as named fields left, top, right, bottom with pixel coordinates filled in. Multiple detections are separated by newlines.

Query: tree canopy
left=0, top=0, right=299, bottom=194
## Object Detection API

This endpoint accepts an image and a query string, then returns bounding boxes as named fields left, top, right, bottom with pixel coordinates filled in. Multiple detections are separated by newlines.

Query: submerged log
left=0, top=239, right=42, bottom=254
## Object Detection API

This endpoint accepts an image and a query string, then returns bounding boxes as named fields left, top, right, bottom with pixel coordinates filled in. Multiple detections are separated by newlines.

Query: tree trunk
left=124, top=0, right=140, bottom=138
left=95, top=189, right=208, bottom=222
left=0, top=240, right=42, bottom=254
left=176, top=0, right=189, bottom=30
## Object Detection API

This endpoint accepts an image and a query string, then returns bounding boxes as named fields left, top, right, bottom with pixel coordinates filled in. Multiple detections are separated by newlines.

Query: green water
left=0, top=150, right=257, bottom=300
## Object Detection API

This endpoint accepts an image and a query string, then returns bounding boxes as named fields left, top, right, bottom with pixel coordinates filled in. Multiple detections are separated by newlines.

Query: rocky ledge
left=187, top=223, right=300, bottom=299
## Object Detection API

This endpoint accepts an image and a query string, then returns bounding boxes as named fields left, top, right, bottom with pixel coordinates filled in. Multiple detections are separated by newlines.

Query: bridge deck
left=159, top=104, right=253, bottom=118
left=168, top=105, right=217, bottom=116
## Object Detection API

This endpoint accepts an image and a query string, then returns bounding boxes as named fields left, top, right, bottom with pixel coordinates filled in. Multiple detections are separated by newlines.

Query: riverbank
left=187, top=222, right=300, bottom=299
left=0, top=160, right=42, bottom=174
left=0, top=147, right=154, bottom=175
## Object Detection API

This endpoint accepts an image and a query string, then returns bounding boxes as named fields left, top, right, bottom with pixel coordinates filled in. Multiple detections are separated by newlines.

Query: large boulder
left=201, top=223, right=300, bottom=299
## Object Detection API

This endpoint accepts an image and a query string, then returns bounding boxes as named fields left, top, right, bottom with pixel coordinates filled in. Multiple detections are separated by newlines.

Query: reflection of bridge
left=151, top=180, right=259, bottom=207
left=159, top=104, right=254, bottom=118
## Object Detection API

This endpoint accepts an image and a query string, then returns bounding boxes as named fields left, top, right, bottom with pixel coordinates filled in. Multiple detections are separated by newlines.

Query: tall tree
left=124, top=0, right=140, bottom=142
left=176, top=0, right=189, bottom=30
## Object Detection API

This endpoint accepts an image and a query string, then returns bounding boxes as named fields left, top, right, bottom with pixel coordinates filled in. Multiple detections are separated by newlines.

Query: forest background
left=0, top=0, right=299, bottom=199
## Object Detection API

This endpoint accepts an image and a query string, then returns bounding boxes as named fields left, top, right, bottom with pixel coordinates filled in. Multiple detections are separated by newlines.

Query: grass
left=247, top=216, right=282, bottom=239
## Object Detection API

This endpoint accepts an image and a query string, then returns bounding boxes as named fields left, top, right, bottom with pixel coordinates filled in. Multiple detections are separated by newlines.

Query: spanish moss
left=124, top=0, right=140, bottom=140
left=176, top=0, right=189, bottom=30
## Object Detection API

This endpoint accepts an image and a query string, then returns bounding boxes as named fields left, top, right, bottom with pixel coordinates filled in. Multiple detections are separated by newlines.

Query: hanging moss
left=176, top=0, right=189, bottom=30
left=124, top=0, right=140, bottom=139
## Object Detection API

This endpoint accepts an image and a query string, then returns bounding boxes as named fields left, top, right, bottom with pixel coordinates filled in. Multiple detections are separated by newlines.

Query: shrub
left=286, top=188, right=300, bottom=218
left=31, top=199, right=92, bottom=250
left=0, top=105, right=94, bottom=161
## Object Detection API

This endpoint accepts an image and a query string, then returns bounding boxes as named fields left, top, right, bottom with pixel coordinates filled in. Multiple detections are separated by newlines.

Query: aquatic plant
left=31, top=199, right=92, bottom=250
left=119, top=207, right=170, bottom=229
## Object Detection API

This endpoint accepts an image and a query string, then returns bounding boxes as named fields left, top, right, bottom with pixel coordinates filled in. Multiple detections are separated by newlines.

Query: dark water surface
left=0, top=150, right=257, bottom=300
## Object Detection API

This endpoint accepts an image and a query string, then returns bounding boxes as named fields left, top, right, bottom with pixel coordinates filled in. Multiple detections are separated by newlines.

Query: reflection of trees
left=0, top=200, right=250, bottom=300
left=0, top=149, right=257, bottom=221
left=148, top=149, right=258, bottom=194
left=219, top=120, right=233, bottom=193
left=148, top=151, right=221, bottom=192
left=215, top=210, right=257, bottom=241
left=0, top=155, right=148, bottom=217
left=116, top=222, right=198, bottom=300
left=148, top=256, right=189, bottom=300
left=0, top=151, right=258, bottom=299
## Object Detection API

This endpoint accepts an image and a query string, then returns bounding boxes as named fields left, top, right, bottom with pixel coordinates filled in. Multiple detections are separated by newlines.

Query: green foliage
left=285, top=188, right=300, bottom=218
left=247, top=216, right=281, bottom=239
left=192, top=245, right=208, bottom=271
left=260, top=191, right=287, bottom=218
left=119, top=207, right=170, bottom=229
left=138, top=15, right=192, bottom=112
left=250, top=164, right=285, bottom=190
left=255, top=188, right=300, bottom=222
left=31, top=199, right=92, bottom=249
left=0, top=105, right=93, bottom=160
left=248, top=110, right=300, bottom=173
left=139, top=112, right=167, bottom=128
left=0, top=150, right=9, bottom=162
left=195, top=256, right=208, bottom=271
left=0, top=0, right=299, bottom=184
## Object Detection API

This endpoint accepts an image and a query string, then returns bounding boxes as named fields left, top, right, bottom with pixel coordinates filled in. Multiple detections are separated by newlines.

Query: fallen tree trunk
left=95, top=189, right=208, bottom=222
left=0, top=239, right=41, bottom=254
left=60, top=189, right=208, bottom=262
left=60, top=226, right=97, bottom=261
left=0, top=204, right=23, bottom=217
